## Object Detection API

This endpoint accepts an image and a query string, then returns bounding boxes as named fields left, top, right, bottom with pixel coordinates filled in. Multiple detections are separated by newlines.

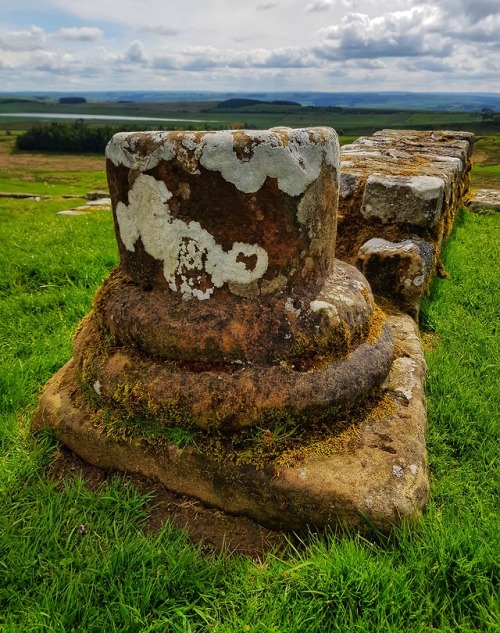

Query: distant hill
left=58, top=97, right=87, bottom=105
left=217, top=98, right=301, bottom=108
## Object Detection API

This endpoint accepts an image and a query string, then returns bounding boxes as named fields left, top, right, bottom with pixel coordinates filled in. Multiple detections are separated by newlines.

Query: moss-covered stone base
left=33, top=313, right=428, bottom=532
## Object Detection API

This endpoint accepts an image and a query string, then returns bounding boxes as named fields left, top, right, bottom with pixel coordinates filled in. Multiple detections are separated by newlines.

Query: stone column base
left=33, top=313, right=428, bottom=532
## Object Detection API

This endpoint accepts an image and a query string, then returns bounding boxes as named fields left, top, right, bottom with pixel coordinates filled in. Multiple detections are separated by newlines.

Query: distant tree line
left=15, top=120, right=134, bottom=153
left=58, top=97, right=87, bottom=104
left=14, top=120, right=178, bottom=153
left=14, top=120, right=253, bottom=153
left=216, top=98, right=301, bottom=109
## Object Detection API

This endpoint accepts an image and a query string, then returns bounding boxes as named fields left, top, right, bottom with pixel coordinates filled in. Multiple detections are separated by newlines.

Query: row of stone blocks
left=338, top=129, right=474, bottom=316
left=33, top=127, right=473, bottom=532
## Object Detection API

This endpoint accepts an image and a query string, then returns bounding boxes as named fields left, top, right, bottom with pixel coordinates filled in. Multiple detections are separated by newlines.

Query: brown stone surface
left=357, top=238, right=435, bottom=318
left=74, top=308, right=393, bottom=431
left=89, top=260, right=376, bottom=365
left=33, top=313, right=428, bottom=532
left=106, top=128, right=339, bottom=298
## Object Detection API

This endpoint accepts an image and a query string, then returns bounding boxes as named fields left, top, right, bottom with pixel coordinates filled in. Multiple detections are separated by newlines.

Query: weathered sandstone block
left=361, top=175, right=445, bottom=228
left=357, top=238, right=434, bottom=317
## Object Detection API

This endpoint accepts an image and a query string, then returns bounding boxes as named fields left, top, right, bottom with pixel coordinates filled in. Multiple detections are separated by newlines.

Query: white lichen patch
left=336, top=292, right=355, bottom=307
left=106, top=132, right=175, bottom=172
left=309, top=300, right=339, bottom=319
left=116, top=174, right=268, bottom=300
left=285, top=297, right=301, bottom=316
left=392, top=464, right=404, bottom=478
left=106, top=128, right=339, bottom=198
left=197, top=128, right=338, bottom=196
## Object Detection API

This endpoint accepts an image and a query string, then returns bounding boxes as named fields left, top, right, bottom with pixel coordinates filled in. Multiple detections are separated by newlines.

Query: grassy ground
left=0, top=136, right=498, bottom=631
left=0, top=132, right=106, bottom=196
left=471, top=136, right=500, bottom=191
left=2, top=99, right=499, bottom=135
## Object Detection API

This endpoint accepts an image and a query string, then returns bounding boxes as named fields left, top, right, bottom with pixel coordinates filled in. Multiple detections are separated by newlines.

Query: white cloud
left=0, top=26, right=46, bottom=52
left=306, top=0, right=334, bottom=12
left=122, top=40, right=148, bottom=64
left=257, top=1, right=279, bottom=9
left=57, top=27, right=103, bottom=41
left=314, top=7, right=452, bottom=60
left=151, top=44, right=317, bottom=71
left=453, top=13, right=500, bottom=43
left=404, top=58, right=454, bottom=73
left=351, top=58, right=387, bottom=69
left=138, top=25, right=180, bottom=36
left=422, top=0, right=499, bottom=24
left=0, top=1, right=498, bottom=93
left=29, top=50, right=79, bottom=73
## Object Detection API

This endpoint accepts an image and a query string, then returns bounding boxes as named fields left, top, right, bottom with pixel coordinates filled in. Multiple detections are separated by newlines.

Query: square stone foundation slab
left=33, top=313, right=428, bottom=533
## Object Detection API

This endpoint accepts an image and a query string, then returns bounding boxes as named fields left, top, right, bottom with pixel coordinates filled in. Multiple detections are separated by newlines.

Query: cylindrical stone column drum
left=102, top=128, right=377, bottom=364
left=106, top=128, right=338, bottom=295
left=72, top=127, right=394, bottom=430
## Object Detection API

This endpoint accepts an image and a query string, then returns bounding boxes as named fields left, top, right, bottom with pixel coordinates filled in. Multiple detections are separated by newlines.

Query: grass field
left=2, top=97, right=500, bottom=135
left=469, top=136, right=500, bottom=191
left=0, top=128, right=498, bottom=631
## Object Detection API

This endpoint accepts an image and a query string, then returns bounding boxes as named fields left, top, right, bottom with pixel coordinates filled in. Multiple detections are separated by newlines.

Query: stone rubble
left=467, top=188, right=500, bottom=211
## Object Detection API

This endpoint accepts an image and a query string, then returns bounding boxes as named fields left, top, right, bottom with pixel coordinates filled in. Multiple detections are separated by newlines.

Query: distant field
left=1, top=97, right=499, bottom=135
left=470, top=136, right=500, bottom=190
left=0, top=132, right=106, bottom=196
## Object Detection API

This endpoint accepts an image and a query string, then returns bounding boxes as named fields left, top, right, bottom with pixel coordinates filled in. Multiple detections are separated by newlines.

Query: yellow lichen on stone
left=364, top=304, right=387, bottom=345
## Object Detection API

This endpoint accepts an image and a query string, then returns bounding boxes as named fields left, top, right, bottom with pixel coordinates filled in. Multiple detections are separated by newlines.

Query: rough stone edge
left=467, top=189, right=500, bottom=211
left=32, top=313, right=428, bottom=532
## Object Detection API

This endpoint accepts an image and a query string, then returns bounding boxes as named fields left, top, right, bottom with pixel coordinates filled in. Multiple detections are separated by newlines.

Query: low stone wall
left=337, top=130, right=474, bottom=316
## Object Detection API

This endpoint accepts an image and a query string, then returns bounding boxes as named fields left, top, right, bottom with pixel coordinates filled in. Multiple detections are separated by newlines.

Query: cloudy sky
left=1, top=0, right=499, bottom=93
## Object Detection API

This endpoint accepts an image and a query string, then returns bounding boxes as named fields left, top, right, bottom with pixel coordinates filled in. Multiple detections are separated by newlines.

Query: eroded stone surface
left=357, top=238, right=435, bottom=317
left=73, top=306, right=393, bottom=431
left=91, top=260, right=375, bottom=365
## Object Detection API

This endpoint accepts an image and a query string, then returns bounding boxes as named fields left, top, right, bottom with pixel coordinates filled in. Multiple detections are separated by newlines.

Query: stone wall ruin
left=338, top=129, right=474, bottom=316
left=33, top=126, right=473, bottom=532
